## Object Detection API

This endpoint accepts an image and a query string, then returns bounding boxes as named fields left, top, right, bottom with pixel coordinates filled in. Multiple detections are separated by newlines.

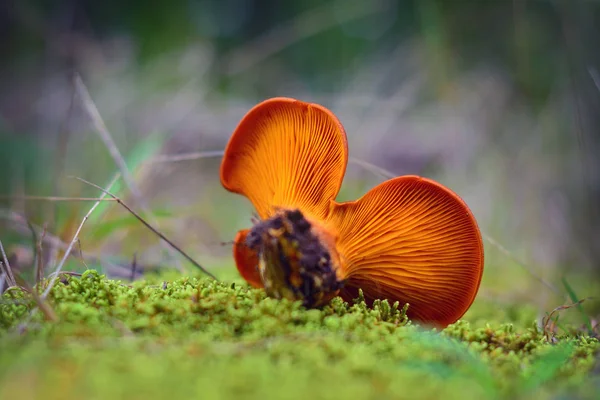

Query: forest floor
left=1, top=269, right=598, bottom=400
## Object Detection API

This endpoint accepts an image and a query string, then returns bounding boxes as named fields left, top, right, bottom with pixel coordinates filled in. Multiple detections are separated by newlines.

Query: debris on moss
left=0, top=270, right=598, bottom=400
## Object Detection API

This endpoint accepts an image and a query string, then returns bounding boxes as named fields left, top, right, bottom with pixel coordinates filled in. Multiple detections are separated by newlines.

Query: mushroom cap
left=221, top=97, right=484, bottom=327
left=220, top=97, right=348, bottom=221
left=328, top=175, right=484, bottom=327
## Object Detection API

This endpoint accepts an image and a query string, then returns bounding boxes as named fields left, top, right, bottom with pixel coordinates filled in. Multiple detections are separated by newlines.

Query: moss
left=0, top=270, right=598, bottom=400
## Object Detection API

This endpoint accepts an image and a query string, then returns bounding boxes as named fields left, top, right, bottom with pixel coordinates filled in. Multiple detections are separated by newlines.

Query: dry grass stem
left=589, top=67, right=600, bottom=92
left=77, top=239, right=89, bottom=270
left=542, top=297, right=592, bottom=341
left=41, top=173, right=120, bottom=299
left=0, top=195, right=119, bottom=202
left=14, top=275, right=58, bottom=322
left=0, top=239, right=16, bottom=287
left=0, top=210, right=138, bottom=278
left=35, top=223, right=47, bottom=285
left=150, top=150, right=226, bottom=163
left=74, top=73, right=184, bottom=272
left=481, top=233, right=560, bottom=295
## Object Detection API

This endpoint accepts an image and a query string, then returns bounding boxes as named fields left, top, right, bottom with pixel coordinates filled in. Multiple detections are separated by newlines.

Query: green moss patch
left=1, top=271, right=598, bottom=400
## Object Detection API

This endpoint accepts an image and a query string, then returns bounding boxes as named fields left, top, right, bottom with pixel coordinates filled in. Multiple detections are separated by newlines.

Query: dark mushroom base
left=245, top=209, right=343, bottom=308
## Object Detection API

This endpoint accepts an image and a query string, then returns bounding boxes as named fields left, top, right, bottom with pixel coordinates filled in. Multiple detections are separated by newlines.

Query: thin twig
left=43, top=271, right=85, bottom=282
left=0, top=239, right=16, bottom=287
left=24, top=218, right=40, bottom=277
left=51, top=74, right=76, bottom=233
left=36, top=223, right=47, bottom=285
left=41, top=173, right=120, bottom=299
left=0, top=195, right=119, bottom=202
left=16, top=275, right=58, bottom=322
left=77, top=239, right=89, bottom=269
left=74, top=73, right=184, bottom=272
left=0, top=273, right=6, bottom=294
left=556, top=1, right=595, bottom=242
left=73, top=176, right=217, bottom=280
left=542, top=297, right=592, bottom=341
left=346, top=157, right=563, bottom=295
left=130, top=253, right=137, bottom=282
left=150, top=150, right=227, bottom=163
left=222, top=0, right=389, bottom=76
left=74, top=75, right=135, bottom=189
left=481, top=233, right=560, bottom=295
left=347, top=157, right=400, bottom=181
left=2, top=211, right=97, bottom=261
left=0, top=210, right=139, bottom=278
left=589, top=67, right=600, bottom=92
left=149, top=150, right=400, bottom=182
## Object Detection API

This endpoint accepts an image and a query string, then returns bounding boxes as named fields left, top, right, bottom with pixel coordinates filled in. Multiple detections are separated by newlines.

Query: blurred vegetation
left=1, top=1, right=600, bottom=398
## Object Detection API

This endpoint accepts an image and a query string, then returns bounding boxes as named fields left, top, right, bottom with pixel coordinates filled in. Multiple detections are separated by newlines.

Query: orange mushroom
left=220, top=97, right=484, bottom=327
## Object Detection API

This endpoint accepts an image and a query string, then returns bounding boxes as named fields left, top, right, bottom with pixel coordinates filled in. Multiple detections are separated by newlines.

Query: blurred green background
left=1, top=0, right=599, bottom=321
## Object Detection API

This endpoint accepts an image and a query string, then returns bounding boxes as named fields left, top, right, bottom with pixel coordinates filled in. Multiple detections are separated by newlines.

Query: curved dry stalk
left=481, top=233, right=560, bottom=295
left=35, top=223, right=46, bottom=285
left=0, top=273, right=6, bottom=294
left=16, top=275, right=58, bottom=322
left=74, top=73, right=184, bottom=272
left=343, top=159, right=562, bottom=296
left=0, top=239, right=16, bottom=287
left=150, top=150, right=227, bottom=163
left=542, top=297, right=592, bottom=341
left=589, top=67, right=600, bottom=92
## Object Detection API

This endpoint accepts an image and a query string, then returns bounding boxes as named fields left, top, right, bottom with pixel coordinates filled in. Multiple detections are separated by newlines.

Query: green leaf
left=561, top=277, right=593, bottom=334
left=89, top=132, right=165, bottom=224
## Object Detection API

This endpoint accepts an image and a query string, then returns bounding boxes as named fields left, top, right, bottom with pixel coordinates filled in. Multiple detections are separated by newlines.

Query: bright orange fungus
left=220, top=97, right=484, bottom=327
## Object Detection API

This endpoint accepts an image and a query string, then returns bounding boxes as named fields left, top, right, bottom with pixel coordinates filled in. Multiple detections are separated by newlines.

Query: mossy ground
left=1, top=270, right=598, bottom=400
